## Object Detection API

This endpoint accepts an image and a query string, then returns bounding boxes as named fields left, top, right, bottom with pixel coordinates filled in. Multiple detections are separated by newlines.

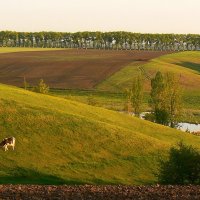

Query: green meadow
left=0, top=84, right=199, bottom=185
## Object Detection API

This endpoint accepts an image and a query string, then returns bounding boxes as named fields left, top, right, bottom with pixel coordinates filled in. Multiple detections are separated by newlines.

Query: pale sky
left=0, top=0, right=199, bottom=34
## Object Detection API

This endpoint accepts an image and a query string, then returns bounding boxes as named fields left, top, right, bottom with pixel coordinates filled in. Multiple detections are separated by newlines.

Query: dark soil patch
left=0, top=49, right=171, bottom=89
left=0, top=185, right=199, bottom=200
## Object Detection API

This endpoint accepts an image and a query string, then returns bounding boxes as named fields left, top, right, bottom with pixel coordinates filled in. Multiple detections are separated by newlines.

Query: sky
left=0, top=0, right=199, bottom=34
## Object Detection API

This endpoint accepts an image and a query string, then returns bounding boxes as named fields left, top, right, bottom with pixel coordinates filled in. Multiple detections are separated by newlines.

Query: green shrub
left=158, top=142, right=200, bottom=185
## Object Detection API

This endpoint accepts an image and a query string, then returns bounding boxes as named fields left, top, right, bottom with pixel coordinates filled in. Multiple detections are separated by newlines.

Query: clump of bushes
left=158, top=142, right=200, bottom=185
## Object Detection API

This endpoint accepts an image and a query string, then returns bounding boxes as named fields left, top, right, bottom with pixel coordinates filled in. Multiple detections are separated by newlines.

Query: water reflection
left=127, top=112, right=200, bottom=133
left=177, top=122, right=200, bottom=133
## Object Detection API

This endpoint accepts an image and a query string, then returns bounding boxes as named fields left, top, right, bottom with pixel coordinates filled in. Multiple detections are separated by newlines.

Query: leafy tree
left=158, top=142, right=200, bottom=185
left=164, top=73, right=182, bottom=127
left=34, top=79, right=49, bottom=94
left=150, top=71, right=167, bottom=124
left=131, top=75, right=144, bottom=117
left=150, top=71, right=182, bottom=127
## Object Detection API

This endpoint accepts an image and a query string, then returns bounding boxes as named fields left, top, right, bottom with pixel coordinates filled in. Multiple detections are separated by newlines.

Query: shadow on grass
left=0, top=167, right=85, bottom=185
left=0, top=167, right=120, bottom=185
left=175, top=62, right=200, bottom=74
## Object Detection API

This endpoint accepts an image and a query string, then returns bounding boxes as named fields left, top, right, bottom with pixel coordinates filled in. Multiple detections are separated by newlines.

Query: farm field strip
left=1, top=185, right=200, bottom=199
left=0, top=49, right=171, bottom=89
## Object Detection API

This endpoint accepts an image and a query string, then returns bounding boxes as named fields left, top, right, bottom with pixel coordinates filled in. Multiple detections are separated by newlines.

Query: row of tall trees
left=0, top=31, right=200, bottom=51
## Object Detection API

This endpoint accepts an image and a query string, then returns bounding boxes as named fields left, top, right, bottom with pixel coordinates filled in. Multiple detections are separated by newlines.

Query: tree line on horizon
left=0, top=31, right=200, bottom=51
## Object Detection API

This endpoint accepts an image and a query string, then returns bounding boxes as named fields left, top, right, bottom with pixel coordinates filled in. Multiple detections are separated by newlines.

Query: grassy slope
left=0, top=47, right=64, bottom=54
left=0, top=84, right=199, bottom=185
left=50, top=89, right=200, bottom=124
left=49, top=89, right=126, bottom=111
left=96, top=61, right=141, bottom=92
left=97, top=51, right=200, bottom=92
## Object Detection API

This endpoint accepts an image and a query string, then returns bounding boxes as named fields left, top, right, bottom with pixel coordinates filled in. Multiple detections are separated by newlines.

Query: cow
left=0, top=137, right=16, bottom=151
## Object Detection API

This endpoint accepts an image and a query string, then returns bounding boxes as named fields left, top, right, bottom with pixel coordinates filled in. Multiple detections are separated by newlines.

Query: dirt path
left=0, top=185, right=199, bottom=200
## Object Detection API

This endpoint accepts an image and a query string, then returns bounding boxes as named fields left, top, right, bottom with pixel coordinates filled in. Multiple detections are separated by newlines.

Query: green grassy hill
left=0, top=84, right=199, bottom=185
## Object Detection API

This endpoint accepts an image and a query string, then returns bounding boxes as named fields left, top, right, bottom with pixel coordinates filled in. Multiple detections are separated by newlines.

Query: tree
left=150, top=71, right=167, bottom=124
left=34, top=79, right=49, bottom=94
left=158, top=142, right=200, bottom=185
left=131, top=75, right=144, bottom=117
left=150, top=71, right=182, bottom=127
left=124, top=88, right=132, bottom=114
left=164, top=73, right=182, bottom=127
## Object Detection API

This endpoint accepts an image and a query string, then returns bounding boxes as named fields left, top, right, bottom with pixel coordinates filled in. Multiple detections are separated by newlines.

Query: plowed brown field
left=0, top=185, right=200, bottom=200
left=0, top=49, right=171, bottom=89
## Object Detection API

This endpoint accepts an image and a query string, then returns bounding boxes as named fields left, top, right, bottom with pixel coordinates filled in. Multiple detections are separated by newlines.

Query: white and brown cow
left=0, top=137, right=15, bottom=151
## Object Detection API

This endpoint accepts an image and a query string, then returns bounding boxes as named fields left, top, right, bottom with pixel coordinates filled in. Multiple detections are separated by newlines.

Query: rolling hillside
left=96, top=51, right=200, bottom=122
left=97, top=51, right=200, bottom=93
left=0, top=83, right=199, bottom=185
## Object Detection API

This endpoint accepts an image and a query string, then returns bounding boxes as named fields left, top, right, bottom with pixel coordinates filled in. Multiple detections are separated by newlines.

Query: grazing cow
left=0, top=137, right=15, bottom=151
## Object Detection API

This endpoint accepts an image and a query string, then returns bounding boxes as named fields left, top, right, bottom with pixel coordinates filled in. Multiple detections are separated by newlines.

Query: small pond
left=177, top=123, right=200, bottom=133
left=140, top=112, right=200, bottom=133
left=123, top=111, right=200, bottom=133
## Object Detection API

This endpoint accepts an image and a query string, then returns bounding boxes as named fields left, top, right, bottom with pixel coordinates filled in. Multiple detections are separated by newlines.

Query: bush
left=158, top=142, right=200, bottom=185
left=154, top=109, right=169, bottom=126
left=144, top=112, right=155, bottom=122
left=34, top=79, right=49, bottom=94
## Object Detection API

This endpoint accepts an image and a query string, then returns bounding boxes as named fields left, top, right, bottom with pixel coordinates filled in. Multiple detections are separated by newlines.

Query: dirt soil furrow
left=0, top=185, right=200, bottom=200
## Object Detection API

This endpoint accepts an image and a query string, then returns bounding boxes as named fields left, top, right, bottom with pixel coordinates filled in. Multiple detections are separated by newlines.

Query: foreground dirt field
left=0, top=49, right=170, bottom=89
left=0, top=185, right=200, bottom=200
